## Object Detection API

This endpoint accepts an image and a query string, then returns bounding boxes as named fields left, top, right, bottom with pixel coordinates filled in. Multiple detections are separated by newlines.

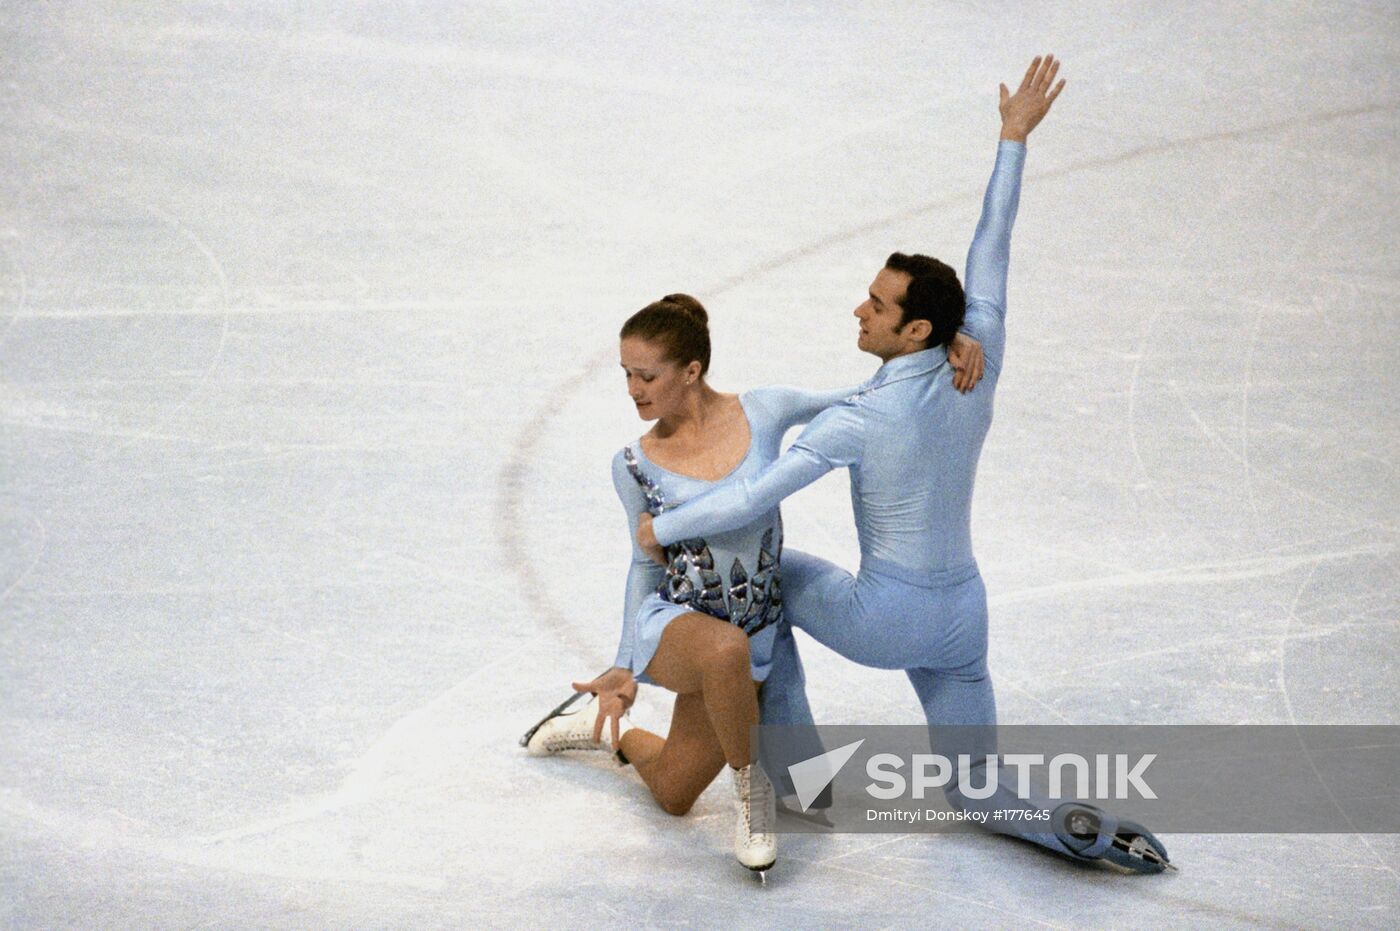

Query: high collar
left=866, top=346, right=947, bottom=390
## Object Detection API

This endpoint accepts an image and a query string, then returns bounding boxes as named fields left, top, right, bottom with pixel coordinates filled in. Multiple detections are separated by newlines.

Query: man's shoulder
left=865, top=367, right=940, bottom=400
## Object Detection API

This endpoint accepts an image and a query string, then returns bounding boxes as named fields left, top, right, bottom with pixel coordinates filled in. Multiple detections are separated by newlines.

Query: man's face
left=854, top=267, right=913, bottom=361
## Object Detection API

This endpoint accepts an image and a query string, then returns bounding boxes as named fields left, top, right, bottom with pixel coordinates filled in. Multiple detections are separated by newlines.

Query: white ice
left=2, top=2, right=1398, bottom=927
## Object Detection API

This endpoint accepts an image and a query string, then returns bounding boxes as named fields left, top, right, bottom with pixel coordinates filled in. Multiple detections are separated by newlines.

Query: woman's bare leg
left=643, top=613, right=758, bottom=769
left=620, top=692, right=727, bottom=815
left=616, top=726, right=665, bottom=769
left=616, top=612, right=759, bottom=815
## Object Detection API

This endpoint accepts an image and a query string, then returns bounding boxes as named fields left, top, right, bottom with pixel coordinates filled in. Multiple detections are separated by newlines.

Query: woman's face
left=620, top=336, right=696, bottom=421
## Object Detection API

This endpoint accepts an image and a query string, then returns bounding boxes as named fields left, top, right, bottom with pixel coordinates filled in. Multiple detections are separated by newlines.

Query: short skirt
left=627, top=592, right=779, bottom=685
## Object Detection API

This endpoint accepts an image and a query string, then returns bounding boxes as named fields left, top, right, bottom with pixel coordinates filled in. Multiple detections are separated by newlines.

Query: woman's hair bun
left=619, top=293, right=712, bottom=376
left=659, top=293, right=707, bottom=328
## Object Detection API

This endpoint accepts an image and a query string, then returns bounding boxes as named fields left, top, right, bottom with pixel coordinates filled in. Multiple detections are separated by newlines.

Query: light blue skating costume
left=649, top=142, right=1170, bottom=871
left=611, top=385, right=851, bottom=684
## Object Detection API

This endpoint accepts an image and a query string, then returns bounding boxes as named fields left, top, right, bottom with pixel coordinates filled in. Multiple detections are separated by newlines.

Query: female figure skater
left=523, top=294, right=853, bottom=872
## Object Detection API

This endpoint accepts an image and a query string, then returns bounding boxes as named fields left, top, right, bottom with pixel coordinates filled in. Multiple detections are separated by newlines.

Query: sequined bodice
left=623, top=445, right=782, bottom=637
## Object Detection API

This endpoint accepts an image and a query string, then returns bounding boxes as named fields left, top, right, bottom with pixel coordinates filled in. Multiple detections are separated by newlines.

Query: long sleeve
left=960, top=140, right=1026, bottom=373
left=652, top=400, right=866, bottom=546
left=611, top=450, right=665, bottom=669
left=751, top=384, right=861, bottom=433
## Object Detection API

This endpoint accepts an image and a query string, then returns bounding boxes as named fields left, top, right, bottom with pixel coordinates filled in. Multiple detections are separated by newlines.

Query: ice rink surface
left=2, top=1, right=1398, bottom=927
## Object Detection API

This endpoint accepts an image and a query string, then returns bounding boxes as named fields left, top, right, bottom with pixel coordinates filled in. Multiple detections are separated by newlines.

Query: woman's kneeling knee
left=655, top=788, right=697, bottom=817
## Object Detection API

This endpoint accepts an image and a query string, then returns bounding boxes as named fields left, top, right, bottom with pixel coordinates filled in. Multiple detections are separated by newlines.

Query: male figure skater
left=636, top=55, right=1171, bottom=872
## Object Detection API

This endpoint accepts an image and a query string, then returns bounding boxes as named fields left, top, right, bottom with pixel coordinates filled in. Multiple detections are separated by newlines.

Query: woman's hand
left=572, top=667, right=638, bottom=747
left=636, top=513, right=666, bottom=565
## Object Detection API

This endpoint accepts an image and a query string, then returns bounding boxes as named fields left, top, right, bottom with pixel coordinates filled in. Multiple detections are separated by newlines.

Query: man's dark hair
left=884, top=252, right=965, bottom=348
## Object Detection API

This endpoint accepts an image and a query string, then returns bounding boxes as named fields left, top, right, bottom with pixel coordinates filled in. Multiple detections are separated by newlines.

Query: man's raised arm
left=957, top=54, right=1065, bottom=378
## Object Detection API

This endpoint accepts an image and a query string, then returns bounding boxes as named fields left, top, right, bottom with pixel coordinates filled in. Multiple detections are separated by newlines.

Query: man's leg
left=776, top=550, right=911, bottom=666
left=757, top=622, right=820, bottom=797
left=904, top=587, right=1171, bottom=872
left=905, top=664, right=1073, bottom=850
left=758, top=549, right=865, bottom=797
left=757, top=622, right=814, bottom=729
left=894, top=573, right=1016, bottom=823
left=760, top=548, right=868, bottom=735
left=761, top=547, right=968, bottom=772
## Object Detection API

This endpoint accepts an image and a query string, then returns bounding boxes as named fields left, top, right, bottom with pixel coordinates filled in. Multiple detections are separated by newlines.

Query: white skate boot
left=731, top=763, right=777, bottom=872
left=524, top=695, right=631, bottom=756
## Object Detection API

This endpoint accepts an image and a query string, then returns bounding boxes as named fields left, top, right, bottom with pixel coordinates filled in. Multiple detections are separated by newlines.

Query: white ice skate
left=523, top=694, right=631, bottom=757
left=731, top=763, right=777, bottom=873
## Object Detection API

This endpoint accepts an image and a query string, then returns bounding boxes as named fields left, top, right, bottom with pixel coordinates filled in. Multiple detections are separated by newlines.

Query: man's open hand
left=1000, top=54, right=1065, bottom=143
left=637, top=513, right=666, bottom=565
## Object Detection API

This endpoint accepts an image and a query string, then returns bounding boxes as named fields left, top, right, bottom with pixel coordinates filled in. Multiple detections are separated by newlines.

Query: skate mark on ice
left=999, top=679, right=1076, bottom=725
left=0, top=513, right=46, bottom=607
left=0, top=232, right=28, bottom=352
left=111, top=199, right=231, bottom=448
left=810, top=831, right=912, bottom=866
left=0, top=404, right=207, bottom=444
left=239, top=616, right=364, bottom=667
left=707, top=100, right=1400, bottom=298
left=1237, top=179, right=1354, bottom=526
left=1165, top=379, right=1399, bottom=537
left=492, top=350, right=614, bottom=663
left=1237, top=296, right=1266, bottom=521
left=1122, top=140, right=1272, bottom=523
left=787, top=854, right=1068, bottom=929
left=36, top=194, right=236, bottom=463
left=988, top=542, right=1394, bottom=608
left=1276, top=565, right=1400, bottom=886
left=7, top=299, right=471, bottom=320
left=0, top=784, right=444, bottom=890
left=1033, top=541, right=1140, bottom=578
left=200, top=646, right=523, bottom=848
left=1276, top=563, right=1320, bottom=729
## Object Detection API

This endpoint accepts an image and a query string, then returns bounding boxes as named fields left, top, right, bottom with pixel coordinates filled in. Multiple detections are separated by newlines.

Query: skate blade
left=1113, top=835, right=1177, bottom=873
left=746, top=864, right=774, bottom=883
left=518, top=690, right=591, bottom=747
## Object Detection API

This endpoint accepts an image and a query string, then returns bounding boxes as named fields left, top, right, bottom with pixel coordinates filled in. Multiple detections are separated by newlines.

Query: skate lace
left=542, top=705, right=626, bottom=752
left=542, top=708, right=597, bottom=751
left=741, top=768, right=775, bottom=844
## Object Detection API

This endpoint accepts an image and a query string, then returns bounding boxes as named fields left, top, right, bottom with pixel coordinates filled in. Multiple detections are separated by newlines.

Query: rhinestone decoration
left=622, top=444, right=780, bottom=637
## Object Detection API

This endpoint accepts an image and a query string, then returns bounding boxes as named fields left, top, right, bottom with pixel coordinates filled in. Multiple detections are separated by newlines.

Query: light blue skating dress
left=610, top=385, right=850, bottom=683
